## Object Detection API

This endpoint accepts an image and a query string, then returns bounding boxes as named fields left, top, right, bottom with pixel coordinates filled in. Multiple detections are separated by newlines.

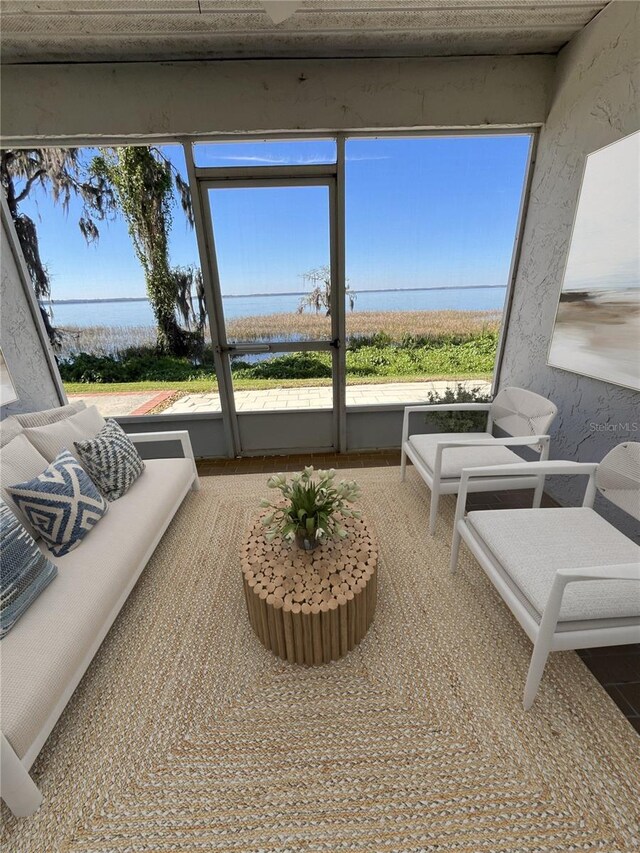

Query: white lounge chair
left=401, top=386, right=558, bottom=534
left=450, top=442, right=640, bottom=709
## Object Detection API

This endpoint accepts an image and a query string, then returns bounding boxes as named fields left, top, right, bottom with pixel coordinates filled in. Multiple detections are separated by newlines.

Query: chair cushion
left=6, top=450, right=109, bottom=557
left=0, top=433, right=50, bottom=539
left=0, top=502, right=57, bottom=638
left=409, top=433, right=523, bottom=479
left=467, top=507, right=640, bottom=622
left=0, top=457, right=194, bottom=759
left=22, top=405, right=105, bottom=463
left=74, top=419, right=145, bottom=502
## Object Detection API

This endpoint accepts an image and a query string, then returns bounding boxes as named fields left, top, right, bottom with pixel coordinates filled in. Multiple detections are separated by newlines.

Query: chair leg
left=400, top=446, right=407, bottom=482
left=523, top=636, right=553, bottom=710
left=450, top=527, right=461, bottom=573
left=428, top=489, right=439, bottom=535
left=532, top=474, right=544, bottom=508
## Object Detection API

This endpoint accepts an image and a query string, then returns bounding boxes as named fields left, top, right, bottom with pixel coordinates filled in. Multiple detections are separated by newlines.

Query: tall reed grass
left=57, top=310, right=501, bottom=359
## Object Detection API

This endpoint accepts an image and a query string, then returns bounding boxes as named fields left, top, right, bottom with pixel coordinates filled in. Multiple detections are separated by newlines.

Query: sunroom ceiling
left=0, top=0, right=608, bottom=64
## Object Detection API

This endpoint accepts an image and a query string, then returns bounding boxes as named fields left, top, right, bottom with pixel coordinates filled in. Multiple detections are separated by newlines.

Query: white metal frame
left=450, top=459, right=640, bottom=709
left=1, top=129, right=537, bottom=457
left=400, top=402, right=550, bottom=533
left=195, top=165, right=344, bottom=457
left=0, top=431, right=198, bottom=817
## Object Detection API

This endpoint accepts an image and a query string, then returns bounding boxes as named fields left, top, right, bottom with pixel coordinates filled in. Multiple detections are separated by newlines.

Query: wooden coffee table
left=240, top=513, right=378, bottom=665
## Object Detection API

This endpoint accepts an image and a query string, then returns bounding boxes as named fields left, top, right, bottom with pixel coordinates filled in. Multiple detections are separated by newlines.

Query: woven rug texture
left=1, top=468, right=639, bottom=852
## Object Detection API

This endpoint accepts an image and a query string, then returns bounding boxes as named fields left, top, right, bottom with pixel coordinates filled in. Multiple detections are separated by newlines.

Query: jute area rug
left=2, top=468, right=638, bottom=852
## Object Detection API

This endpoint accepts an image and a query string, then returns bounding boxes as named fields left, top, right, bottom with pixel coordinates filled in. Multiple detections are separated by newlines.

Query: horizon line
left=47, top=284, right=508, bottom=304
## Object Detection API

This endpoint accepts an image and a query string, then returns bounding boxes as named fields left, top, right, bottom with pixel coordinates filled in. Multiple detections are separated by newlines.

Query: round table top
left=240, top=512, right=378, bottom=613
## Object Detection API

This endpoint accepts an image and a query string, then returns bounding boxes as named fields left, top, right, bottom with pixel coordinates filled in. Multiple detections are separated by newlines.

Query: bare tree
left=297, top=264, right=355, bottom=316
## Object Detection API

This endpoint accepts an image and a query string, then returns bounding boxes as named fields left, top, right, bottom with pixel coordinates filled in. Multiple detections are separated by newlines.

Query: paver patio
left=70, top=380, right=491, bottom=417
left=161, top=379, right=492, bottom=414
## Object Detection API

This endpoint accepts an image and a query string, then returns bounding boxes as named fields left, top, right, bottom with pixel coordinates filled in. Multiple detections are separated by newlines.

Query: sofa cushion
left=0, top=415, right=24, bottom=448
left=23, top=406, right=105, bottom=463
left=409, top=433, right=522, bottom=479
left=0, top=502, right=58, bottom=638
left=0, top=457, right=194, bottom=759
left=0, top=434, right=50, bottom=539
left=467, top=507, right=640, bottom=622
left=74, top=420, right=145, bottom=501
left=15, top=400, right=86, bottom=428
left=7, top=450, right=109, bottom=557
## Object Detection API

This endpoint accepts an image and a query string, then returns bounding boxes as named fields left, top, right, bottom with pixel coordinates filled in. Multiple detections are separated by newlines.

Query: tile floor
left=197, top=448, right=640, bottom=732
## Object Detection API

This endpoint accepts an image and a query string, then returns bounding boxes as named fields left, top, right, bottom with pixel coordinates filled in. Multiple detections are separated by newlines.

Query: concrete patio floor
left=71, top=379, right=491, bottom=416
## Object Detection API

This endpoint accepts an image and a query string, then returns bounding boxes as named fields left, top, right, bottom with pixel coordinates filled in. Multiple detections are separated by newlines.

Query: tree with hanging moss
left=90, top=146, right=196, bottom=355
left=297, top=264, right=355, bottom=316
left=0, top=148, right=115, bottom=347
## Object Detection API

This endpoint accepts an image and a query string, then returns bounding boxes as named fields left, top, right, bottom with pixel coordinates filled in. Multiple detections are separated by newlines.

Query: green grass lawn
left=63, top=372, right=493, bottom=396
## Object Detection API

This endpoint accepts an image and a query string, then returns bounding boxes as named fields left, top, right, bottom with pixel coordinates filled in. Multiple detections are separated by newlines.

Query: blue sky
left=18, top=135, right=531, bottom=301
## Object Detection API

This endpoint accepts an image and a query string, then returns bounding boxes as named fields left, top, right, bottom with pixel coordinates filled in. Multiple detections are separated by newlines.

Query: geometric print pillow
left=73, top=419, right=145, bottom=502
left=6, top=450, right=108, bottom=557
left=0, top=501, right=58, bottom=637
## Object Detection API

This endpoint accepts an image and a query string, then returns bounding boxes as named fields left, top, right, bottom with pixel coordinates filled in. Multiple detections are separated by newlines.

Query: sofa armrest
left=128, top=430, right=199, bottom=490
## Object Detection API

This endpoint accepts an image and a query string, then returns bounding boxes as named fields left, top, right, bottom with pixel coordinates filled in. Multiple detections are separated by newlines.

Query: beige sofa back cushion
left=23, top=406, right=106, bottom=463
left=0, top=434, right=50, bottom=538
left=0, top=416, right=24, bottom=448
left=15, top=400, right=86, bottom=429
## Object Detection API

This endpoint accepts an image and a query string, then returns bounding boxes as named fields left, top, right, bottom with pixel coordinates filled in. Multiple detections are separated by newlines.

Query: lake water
left=48, top=287, right=507, bottom=328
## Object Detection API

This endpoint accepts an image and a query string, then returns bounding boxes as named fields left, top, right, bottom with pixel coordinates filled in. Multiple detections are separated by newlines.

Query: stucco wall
left=500, top=0, right=640, bottom=538
left=0, top=203, right=64, bottom=418
left=0, top=55, right=554, bottom=143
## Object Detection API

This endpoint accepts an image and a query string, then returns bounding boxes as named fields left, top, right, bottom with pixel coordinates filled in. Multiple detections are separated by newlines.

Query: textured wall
left=0, top=209, right=64, bottom=419
left=501, top=1, right=640, bottom=538
left=0, top=55, right=554, bottom=143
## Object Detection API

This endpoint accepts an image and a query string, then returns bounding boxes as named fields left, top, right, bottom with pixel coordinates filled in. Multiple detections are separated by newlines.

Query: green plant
left=426, top=383, right=492, bottom=432
left=260, top=467, right=361, bottom=549
left=90, top=147, right=196, bottom=355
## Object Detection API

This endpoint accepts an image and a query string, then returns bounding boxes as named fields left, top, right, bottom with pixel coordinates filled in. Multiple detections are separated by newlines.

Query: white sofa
left=0, top=405, right=199, bottom=817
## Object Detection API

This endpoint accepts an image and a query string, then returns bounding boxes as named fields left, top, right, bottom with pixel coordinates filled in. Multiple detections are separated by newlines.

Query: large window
left=4, top=133, right=531, bottom=426
left=344, top=134, right=531, bottom=406
left=8, top=144, right=207, bottom=417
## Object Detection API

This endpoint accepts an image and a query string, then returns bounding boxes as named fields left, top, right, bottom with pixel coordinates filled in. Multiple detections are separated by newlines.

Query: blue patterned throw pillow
left=73, top=419, right=145, bottom=501
left=7, top=450, right=108, bottom=557
left=1, top=502, right=58, bottom=638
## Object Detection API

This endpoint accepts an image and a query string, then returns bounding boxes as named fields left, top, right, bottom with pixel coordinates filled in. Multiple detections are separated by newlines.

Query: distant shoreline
left=47, top=284, right=508, bottom=305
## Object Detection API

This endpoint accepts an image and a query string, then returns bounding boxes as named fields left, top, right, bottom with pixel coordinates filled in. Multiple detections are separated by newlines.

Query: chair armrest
left=433, top=435, right=551, bottom=486
left=538, top=562, right=640, bottom=641
left=452, top=459, right=598, bottom=534
left=404, top=403, right=492, bottom=415
left=401, top=403, right=491, bottom=444
left=436, top=435, right=550, bottom=451
left=459, top=460, right=597, bottom=480
left=558, top=563, right=640, bottom=583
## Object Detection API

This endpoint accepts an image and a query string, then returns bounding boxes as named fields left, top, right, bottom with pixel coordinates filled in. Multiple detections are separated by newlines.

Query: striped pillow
left=74, top=419, right=145, bottom=501
left=0, top=502, right=58, bottom=638
left=7, top=450, right=108, bottom=557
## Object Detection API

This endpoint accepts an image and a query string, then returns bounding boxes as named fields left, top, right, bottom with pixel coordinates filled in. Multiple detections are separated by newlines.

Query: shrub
left=426, top=383, right=492, bottom=432
left=58, top=347, right=216, bottom=384
left=58, top=331, right=498, bottom=385
left=231, top=352, right=332, bottom=380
